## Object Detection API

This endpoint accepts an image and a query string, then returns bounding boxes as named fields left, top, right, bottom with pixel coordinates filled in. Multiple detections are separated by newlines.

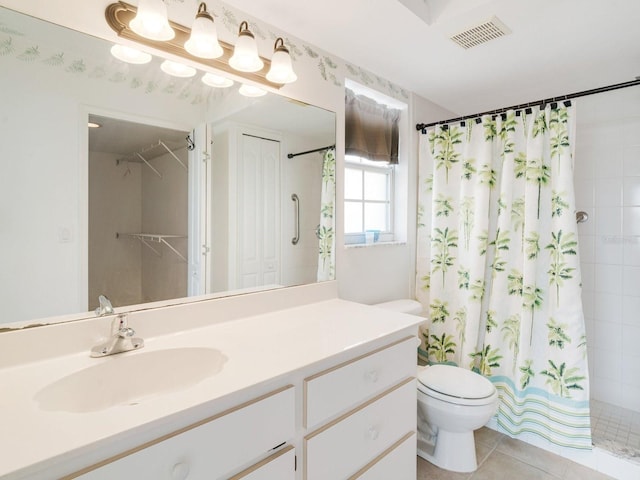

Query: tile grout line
left=468, top=435, right=505, bottom=479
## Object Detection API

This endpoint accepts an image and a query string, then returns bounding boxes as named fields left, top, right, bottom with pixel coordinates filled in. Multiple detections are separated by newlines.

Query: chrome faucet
left=91, top=314, right=144, bottom=357
left=95, top=295, right=115, bottom=317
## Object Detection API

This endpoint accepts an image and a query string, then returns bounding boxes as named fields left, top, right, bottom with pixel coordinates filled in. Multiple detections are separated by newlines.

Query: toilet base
left=417, top=429, right=478, bottom=473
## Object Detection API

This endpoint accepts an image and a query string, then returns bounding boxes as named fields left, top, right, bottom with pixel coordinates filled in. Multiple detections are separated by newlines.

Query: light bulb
left=160, top=60, right=196, bottom=78
left=229, top=21, right=264, bottom=73
left=185, top=3, right=223, bottom=59
left=202, top=73, right=234, bottom=88
left=129, top=0, right=175, bottom=41
left=110, top=44, right=152, bottom=64
left=266, top=38, right=297, bottom=84
left=239, top=84, right=267, bottom=97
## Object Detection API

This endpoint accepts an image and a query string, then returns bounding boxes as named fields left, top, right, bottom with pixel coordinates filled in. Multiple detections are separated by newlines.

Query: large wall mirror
left=0, top=6, right=336, bottom=327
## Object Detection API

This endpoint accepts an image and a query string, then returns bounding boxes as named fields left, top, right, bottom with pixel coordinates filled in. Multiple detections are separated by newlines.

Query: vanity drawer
left=304, top=336, right=416, bottom=428
left=350, top=432, right=416, bottom=480
left=70, top=386, right=294, bottom=480
left=304, top=378, right=416, bottom=480
left=229, top=445, right=295, bottom=480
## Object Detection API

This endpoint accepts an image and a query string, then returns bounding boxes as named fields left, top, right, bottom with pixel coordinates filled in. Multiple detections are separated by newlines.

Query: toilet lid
left=418, top=364, right=495, bottom=400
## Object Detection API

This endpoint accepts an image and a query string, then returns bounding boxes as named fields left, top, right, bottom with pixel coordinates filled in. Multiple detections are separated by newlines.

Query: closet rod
left=416, top=78, right=640, bottom=131
left=117, top=140, right=187, bottom=172
left=287, top=144, right=335, bottom=159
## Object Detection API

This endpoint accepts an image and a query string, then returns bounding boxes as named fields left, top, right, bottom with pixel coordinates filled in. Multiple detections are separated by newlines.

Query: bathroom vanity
left=0, top=282, right=421, bottom=479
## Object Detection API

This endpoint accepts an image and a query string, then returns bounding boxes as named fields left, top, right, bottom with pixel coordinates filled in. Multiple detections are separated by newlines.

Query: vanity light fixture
left=88, top=122, right=102, bottom=128
left=266, top=38, right=297, bottom=84
left=160, top=59, right=196, bottom=77
left=110, top=44, right=152, bottom=64
left=106, top=2, right=291, bottom=89
left=229, top=21, right=264, bottom=73
left=184, top=3, right=223, bottom=59
left=238, top=84, right=267, bottom=97
left=129, top=0, right=175, bottom=41
left=202, top=72, right=234, bottom=88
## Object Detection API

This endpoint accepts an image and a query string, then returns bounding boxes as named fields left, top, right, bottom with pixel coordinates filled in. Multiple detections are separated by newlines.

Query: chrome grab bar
left=291, top=193, right=300, bottom=245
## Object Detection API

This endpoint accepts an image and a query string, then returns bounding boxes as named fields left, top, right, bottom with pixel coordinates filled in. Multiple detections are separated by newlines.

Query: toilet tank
left=373, top=299, right=424, bottom=316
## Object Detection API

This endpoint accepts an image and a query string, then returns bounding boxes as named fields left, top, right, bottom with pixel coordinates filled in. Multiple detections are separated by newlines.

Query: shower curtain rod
left=287, top=144, right=335, bottom=159
left=416, top=78, right=640, bottom=132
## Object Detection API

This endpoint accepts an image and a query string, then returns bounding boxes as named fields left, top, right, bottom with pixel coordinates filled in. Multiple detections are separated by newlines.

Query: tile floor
left=417, top=428, right=615, bottom=480
left=590, top=399, right=640, bottom=464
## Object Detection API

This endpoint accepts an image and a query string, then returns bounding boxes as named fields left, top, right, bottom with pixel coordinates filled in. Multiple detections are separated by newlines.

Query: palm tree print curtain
left=416, top=105, right=592, bottom=449
left=317, top=147, right=336, bottom=281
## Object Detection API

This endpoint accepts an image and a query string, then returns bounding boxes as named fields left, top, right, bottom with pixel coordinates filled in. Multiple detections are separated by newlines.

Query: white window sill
left=344, top=241, right=407, bottom=249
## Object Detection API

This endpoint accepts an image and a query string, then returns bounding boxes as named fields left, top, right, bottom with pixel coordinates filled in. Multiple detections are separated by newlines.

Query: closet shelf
left=116, top=233, right=187, bottom=262
left=116, top=140, right=187, bottom=178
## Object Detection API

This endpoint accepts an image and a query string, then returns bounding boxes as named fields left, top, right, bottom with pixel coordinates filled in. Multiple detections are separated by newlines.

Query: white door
left=237, top=133, right=281, bottom=288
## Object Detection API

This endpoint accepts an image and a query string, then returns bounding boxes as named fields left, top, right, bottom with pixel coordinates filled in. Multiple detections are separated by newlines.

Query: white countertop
left=0, top=297, right=421, bottom=479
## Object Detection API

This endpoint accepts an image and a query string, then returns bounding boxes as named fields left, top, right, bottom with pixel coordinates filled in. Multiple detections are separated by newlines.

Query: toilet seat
left=417, top=364, right=497, bottom=406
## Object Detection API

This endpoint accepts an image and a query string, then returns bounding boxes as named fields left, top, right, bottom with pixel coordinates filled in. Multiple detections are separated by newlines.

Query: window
left=344, top=156, right=394, bottom=244
left=344, top=82, right=404, bottom=245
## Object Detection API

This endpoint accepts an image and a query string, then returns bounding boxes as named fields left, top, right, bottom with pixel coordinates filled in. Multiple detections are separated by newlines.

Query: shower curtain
left=416, top=105, right=592, bottom=449
left=317, top=147, right=336, bottom=281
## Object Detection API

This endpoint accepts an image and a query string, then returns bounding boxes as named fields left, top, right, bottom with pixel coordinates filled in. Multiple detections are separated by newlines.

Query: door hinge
left=201, top=151, right=210, bottom=163
left=294, top=454, right=297, bottom=471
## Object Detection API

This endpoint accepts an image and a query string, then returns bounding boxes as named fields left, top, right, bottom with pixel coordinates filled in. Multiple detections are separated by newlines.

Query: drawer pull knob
left=367, top=426, right=380, bottom=440
left=366, top=370, right=380, bottom=383
left=172, top=461, right=190, bottom=480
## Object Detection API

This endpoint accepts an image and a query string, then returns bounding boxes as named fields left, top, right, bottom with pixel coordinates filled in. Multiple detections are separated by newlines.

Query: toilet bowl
left=374, top=299, right=499, bottom=473
left=417, top=364, right=498, bottom=472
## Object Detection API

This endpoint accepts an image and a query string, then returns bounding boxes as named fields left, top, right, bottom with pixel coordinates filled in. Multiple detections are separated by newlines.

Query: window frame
left=344, top=155, right=395, bottom=245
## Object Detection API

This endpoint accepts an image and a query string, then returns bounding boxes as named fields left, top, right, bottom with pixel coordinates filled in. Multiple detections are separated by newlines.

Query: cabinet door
left=229, top=446, right=295, bottom=480
left=71, top=386, right=294, bottom=480
left=305, top=337, right=416, bottom=429
left=305, top=379, right=415, bottom=480
left=350, top=433, right=416, bottom=480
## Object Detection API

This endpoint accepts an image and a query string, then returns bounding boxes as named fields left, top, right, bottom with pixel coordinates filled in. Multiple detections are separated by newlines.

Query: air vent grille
left=450, top=16, right=511, bottom=49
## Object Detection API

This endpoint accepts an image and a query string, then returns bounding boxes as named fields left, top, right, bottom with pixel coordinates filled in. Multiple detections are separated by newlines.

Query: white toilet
left=375, top=299, right=499, bottom=473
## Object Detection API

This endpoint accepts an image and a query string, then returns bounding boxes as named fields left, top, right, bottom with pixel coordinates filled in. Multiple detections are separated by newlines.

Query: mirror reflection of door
left=87, top=114, right=190, bottom=311
left=207, top=94, right=335, bottom=294
left=237, top=133, right=281, bottom=289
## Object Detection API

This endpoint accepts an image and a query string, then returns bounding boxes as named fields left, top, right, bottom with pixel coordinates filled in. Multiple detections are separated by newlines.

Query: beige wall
left=88, top=152, right=142, bottom=309
left=141, top=148, right=189, bottom=303
left=88, top=146, right=188, bottom=309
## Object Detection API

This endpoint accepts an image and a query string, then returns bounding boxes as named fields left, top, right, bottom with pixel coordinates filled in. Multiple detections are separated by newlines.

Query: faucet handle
left=95, top=295, right=114, bottom=317
left=118, top=326, right=136, bottom=338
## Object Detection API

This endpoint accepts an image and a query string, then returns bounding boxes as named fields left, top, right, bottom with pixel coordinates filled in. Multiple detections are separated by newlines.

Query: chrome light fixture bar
left=105, top=1, right=284, bottom=89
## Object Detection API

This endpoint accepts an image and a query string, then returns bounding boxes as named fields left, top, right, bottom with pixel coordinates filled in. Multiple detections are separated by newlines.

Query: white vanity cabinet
left=350, top=432, right=416, bottom=479
left=303, top=337, right=417, bottom=480
left=229, top=446, right=295, bottom=480
left=1, top=292, right=424, bottom=480
left=68, top=386, right=295, bottom=480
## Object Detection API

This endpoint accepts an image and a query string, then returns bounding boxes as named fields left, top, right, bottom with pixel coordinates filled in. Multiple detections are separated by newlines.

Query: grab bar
left=291, top=193, right=300, bottom=245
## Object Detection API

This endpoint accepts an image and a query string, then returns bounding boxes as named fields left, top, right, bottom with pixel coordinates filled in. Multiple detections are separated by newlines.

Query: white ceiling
left=3, top=0, right=637, bottom=117
left=221, top=0, right=640, bottom=115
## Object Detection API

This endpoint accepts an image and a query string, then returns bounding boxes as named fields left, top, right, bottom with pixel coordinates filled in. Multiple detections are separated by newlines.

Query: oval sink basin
left=35, top=347, right=227, bottom=413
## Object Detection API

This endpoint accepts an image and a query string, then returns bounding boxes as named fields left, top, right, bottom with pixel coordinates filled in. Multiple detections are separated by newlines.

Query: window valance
left=345, top=89, right=400, bottom=164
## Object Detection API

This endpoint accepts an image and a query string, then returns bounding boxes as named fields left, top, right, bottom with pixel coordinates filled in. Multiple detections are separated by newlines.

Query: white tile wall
left=575, top=86, right=640, bottom=412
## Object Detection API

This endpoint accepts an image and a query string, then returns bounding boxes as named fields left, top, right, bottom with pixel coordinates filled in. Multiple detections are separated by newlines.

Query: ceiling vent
left=450, top=16, right=511, bottom=49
